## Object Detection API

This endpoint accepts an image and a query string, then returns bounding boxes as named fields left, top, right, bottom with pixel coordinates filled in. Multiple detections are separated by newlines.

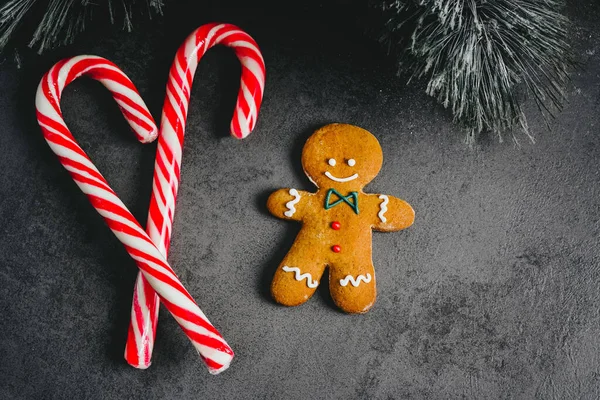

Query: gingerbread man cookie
left=267, top=123, right=415, bottom=313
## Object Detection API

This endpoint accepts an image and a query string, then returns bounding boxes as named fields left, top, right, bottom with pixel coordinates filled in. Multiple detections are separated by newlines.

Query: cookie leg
left=329, top=260, right=377, bottom=314
left=271, top=249, right=326, bottom=307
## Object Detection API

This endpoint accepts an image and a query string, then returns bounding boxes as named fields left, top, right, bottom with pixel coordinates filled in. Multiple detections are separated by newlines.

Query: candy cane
left=125, top=23, right=266, bottom=369
left=35, top=55, right=235, bottom=374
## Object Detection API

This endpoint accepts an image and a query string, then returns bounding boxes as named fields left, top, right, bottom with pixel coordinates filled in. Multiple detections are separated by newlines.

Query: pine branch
left=0, top=0, right=164, bottom=54
left=373, top=0, right=575, bottom=144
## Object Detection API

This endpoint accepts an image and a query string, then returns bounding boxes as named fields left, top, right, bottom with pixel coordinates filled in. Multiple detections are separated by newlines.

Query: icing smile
left=324, top=171, right=359, bottom=182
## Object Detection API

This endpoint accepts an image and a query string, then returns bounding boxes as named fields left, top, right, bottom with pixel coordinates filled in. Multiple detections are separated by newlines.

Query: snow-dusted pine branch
left=374, top=0, right=574, bottom=143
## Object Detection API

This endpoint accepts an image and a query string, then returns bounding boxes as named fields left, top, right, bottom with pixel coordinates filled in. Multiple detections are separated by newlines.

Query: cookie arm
left=372, top=194, right=415, bottom=232
left=267, top=188, right=311, bottom=221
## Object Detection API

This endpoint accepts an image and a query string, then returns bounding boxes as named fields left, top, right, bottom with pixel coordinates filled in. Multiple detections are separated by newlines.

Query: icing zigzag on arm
left=284, top=189, right=301, bottom=217
left=377, top=195, right=389, bottom=223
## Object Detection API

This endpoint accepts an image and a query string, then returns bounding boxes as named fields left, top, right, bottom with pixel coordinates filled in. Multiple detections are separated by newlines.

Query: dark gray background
left=1, top=1, right=599, bottom=399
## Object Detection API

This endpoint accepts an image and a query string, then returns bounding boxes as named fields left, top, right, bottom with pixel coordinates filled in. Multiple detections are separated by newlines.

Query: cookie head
left=301, top=124, right=383, bottom=190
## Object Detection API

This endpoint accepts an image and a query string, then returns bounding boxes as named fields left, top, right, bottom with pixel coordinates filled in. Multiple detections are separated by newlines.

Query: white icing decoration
left=378, top=195, right=389, bottom=223
left=324, top=171, right=359, bottom=182
left=282, top=266, right=319, bottom=288
left=328, top=158, right=336, bottom=166
left=284, top=189, right=301, bottom=217
left=339, top=273, right=372, bottom=287
left=347, top=158, right=356, bottom=166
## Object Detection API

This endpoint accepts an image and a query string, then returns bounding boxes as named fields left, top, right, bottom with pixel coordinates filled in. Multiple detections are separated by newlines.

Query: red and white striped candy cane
left=35, top=55, right=235, bottom=374
left=125, top=22, right=266, bottom=369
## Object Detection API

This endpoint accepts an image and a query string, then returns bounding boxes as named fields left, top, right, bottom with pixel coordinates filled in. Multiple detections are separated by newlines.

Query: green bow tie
left=324, top=189, right=359, bottom=214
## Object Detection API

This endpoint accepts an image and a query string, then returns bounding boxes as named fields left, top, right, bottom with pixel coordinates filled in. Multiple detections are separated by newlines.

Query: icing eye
left=347, top=159, right=356, bottom=167
left=328, top=158, right=336, bottom=167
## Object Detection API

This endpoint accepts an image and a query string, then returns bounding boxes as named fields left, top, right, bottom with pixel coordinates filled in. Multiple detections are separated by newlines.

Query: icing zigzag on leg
left=282, top=266, right=319, bottom=288
left=339, top=273, right=372, bottom=287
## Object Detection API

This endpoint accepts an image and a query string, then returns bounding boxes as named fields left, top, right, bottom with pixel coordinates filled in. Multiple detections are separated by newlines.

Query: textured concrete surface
left=1, top=1, right=599, bottom=399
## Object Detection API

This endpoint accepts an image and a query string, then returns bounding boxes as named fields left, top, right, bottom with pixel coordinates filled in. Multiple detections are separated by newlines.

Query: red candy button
left=332, top=245, right=341, bottom=253
left=331, top=221, right=341, bottom=230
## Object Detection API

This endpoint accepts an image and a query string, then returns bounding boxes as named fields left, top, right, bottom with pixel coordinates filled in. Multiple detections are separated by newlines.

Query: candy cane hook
left=125, top=22, right=266, bottom=370
left=35, top=55, right=235, bottom=374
